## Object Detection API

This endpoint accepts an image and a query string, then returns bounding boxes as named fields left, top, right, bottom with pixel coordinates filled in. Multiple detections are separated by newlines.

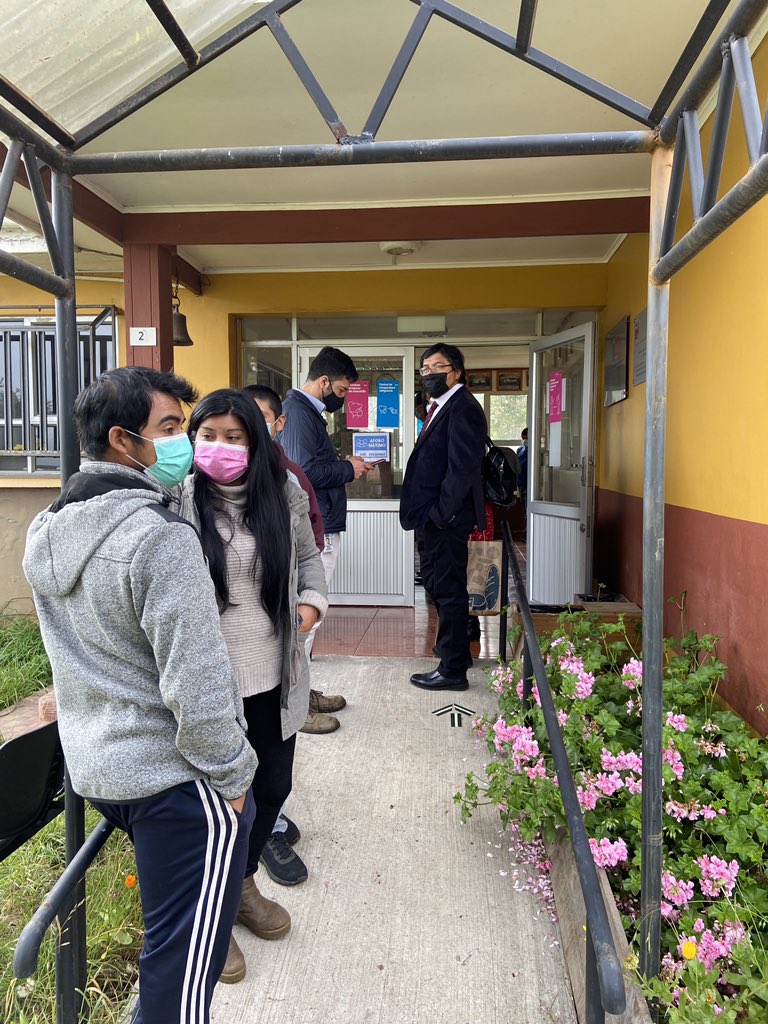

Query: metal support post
left=639, top=144, right=674, bottom=983
left=52, top=167, right=85, bottom=1023
left=52, top=169, right=80, bottom=482
left=585, top=920, right=606, bottom=1024
left=498, top=538, right=509, bottom=662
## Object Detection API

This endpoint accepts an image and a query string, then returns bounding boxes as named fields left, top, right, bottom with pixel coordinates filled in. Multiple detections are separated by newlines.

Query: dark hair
left=306, top=346, right=358, bottom=383
left=419, top=343, right=467, bottom=384
left=74, top=367, right=198, bottom=458
left=188, top=389, right=290, bottom=634
left=242, top=384, right=282, bottom=419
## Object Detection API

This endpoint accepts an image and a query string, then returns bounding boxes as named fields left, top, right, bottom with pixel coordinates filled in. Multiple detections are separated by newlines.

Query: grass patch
left=0, top=809, right=142, bottom=1024
left=0, top=612, right=51, bottom=712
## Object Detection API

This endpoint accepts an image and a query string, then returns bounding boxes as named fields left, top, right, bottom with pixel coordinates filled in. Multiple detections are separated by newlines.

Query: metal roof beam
left=143, top=0, right=199, bottom=69
left=0, top=105, right=67, bottom=171
left=72, top=0, right=305, bottom=150
left=653, top=148, right=768, bottom=282
left=0, top=140, right=23, bottom=231
left=21, top=145, right=65, bottom=277
left=515, top=0, right=538, bottom=54
left=0, top=76, right=75, bottom=148
left=647, top=0, right=731, bottom=125
left=362, top=3, right=433, bottom=139
left=416, top=0, right=653, bottom=125
left=659, top=0, right=768, bottom=145
left=267, top=13, right=347, bottom=142
left=70, top=130, right=656, bottom=175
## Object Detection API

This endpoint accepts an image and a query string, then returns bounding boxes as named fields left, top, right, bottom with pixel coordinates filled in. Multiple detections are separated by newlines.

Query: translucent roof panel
left=1, top=0, right=249, bottom=137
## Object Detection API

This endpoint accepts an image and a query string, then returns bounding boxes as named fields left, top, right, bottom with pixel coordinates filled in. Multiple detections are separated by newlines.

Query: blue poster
left=376, top=379, right=400, bottom=428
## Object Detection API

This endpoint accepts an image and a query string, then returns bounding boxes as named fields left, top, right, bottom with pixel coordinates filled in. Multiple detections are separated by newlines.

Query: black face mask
left=323, top=387, right=345, bottom=413
left=421, top=373, right=450, bottom=399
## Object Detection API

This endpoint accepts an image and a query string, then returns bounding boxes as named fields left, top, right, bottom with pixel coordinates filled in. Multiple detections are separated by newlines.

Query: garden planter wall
left=547, top=829, right=652, bottom=1024
left=510, top=599, right=642, bottom=649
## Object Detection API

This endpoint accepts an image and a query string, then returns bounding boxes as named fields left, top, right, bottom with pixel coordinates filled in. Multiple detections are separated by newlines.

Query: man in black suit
left=400, top=343, right=487, bottom=691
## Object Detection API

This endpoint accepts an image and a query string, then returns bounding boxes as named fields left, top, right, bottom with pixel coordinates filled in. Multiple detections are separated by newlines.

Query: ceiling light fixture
left=379, top=240, right=422, bottom=257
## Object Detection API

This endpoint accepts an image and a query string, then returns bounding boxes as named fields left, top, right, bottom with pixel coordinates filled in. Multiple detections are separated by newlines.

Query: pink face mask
left=193, top=440, right=250, bottom=484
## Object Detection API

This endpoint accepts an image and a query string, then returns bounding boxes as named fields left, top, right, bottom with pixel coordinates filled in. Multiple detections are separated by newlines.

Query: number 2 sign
left=129, top=327, right=157, bottom=347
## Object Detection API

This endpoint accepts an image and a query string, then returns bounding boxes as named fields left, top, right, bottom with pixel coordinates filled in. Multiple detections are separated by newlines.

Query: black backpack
left=482, top=436, right=519, bottom=507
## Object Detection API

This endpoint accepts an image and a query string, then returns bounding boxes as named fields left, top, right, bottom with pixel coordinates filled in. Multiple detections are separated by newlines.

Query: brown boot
left=236, top=876, right=291, bottom=940
left=299, top=711, right=340, bottom=734
left=218, top=934, right=246, bottom=984
left=309, top=688, right=347, bottom=713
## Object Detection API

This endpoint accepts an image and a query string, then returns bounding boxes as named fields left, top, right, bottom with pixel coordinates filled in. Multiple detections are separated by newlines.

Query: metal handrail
left=500, top=521, right=627, bottom=1021
left=13, top=817, right=115, bottom=986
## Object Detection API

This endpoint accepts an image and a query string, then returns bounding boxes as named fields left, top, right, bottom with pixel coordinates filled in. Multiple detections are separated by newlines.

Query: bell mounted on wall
left=172, top=276, right=194, bottom=347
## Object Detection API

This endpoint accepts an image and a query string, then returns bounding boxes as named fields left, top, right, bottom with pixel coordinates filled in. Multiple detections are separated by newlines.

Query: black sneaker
left=281, top=815, right=301, bottom=846
left=260, top=833, right=308, bottom=886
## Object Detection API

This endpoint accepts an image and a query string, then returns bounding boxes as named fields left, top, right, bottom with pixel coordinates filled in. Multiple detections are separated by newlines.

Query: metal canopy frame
left=4, top=1, right=768, bottom=1020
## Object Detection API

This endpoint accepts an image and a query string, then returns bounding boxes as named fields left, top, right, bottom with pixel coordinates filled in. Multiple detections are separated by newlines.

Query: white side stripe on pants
left=179, top=779, right=238, bottom=1024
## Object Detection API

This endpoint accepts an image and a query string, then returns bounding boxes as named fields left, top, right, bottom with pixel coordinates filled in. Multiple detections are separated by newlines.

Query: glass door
left=527, top=323, right=595, bottom=604
left=297, top=345, right=415, bottom=606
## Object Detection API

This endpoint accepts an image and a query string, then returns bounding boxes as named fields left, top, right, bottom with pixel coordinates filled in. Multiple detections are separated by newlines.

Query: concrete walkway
left=213, top=655, right=576, bottom=1024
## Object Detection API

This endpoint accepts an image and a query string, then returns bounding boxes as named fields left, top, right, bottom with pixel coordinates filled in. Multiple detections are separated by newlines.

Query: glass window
left=532, top=339, right=585, bottom=506
left=322, top=354, right=405, bottom=500
left=489, top=394, right=528, bottom=442
left=242, top=343, right=292, bottom=396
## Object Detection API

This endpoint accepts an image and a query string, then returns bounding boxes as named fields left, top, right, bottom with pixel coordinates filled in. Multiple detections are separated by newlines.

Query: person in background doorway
left=24, top=368, right=258, bottom=1024
left=278, top=346, right=373, bottom=685
left=400, top=344, right=487, bottom=691
left=179, top=389, right=328, bottom=985
left=517, top=427, right=529, bottom=525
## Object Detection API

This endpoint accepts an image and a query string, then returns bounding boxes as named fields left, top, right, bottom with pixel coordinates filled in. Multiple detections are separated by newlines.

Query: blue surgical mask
left=125, top=430, right=193, bottom=487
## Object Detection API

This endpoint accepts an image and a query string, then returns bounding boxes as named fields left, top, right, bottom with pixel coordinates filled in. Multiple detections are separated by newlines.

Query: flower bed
left=457, top=611, right=768, bottom=1021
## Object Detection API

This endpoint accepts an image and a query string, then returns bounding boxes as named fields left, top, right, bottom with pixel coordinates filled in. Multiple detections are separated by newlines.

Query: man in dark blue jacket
left=279, top=348, right=372, bottom=692
left=279, top=346, right=371, bottom=570
left=400, top=343, right=487, bottom=691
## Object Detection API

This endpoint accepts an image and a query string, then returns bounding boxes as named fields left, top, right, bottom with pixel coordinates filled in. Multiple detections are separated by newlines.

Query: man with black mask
left=400, top=343, right=487, bottom=690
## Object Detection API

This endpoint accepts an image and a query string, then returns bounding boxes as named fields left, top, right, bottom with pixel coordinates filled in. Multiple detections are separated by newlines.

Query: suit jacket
left=399, top=386, right=487, bottom=532
left=279, top=389, right=354, bottom=533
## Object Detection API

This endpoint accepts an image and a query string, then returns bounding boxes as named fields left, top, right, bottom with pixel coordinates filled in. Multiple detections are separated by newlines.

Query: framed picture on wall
left=495, top=368, right=526, bottom=392
left=604, top=316, right=629, bottom=406
left=466, top=369, right=493, bottom=391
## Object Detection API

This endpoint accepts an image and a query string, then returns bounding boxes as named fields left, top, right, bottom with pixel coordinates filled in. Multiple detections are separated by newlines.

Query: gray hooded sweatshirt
left=23, top=461, right=258, bottom=803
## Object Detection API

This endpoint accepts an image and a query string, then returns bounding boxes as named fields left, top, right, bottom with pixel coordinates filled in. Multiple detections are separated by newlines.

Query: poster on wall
left=604, top=316, right=629, bottom=406
left=376, top=378, right=400, bottom=428
left=633, top=308, right=647, bottom=386
left=548, top=370, right=563, bottom=468
left=345, top=381, right=369, bottom=428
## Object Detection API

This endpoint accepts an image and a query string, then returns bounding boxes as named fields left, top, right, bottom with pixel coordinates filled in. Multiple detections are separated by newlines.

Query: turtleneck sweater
left=213, top=480, right=283, bottom=697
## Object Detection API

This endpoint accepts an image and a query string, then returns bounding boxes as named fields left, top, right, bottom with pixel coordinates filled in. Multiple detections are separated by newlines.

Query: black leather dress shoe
left=410, top=669, right=469, bottom=691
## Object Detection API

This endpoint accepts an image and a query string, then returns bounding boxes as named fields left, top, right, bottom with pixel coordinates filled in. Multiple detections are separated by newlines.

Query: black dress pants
left=419, top=518, right=471, bottom=676
left=241, top=683, right=296, bottom=877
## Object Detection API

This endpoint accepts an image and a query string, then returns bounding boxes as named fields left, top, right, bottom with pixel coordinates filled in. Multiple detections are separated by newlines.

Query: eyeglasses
left=418, top=362, right=455, bottom=377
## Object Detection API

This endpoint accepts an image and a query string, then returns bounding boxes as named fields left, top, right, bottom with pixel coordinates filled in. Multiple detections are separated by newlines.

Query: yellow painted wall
left=174, top=263, right=608, bottom=391
left=599, top=35, right=768, bottom=526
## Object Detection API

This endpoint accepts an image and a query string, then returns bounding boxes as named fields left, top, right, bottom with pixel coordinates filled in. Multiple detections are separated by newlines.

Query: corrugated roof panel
left=0, top=0, right=248, bottom=137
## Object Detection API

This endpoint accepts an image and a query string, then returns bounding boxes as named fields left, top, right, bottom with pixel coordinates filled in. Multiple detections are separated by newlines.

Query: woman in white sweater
left=180, top=388, right=328, bottom=984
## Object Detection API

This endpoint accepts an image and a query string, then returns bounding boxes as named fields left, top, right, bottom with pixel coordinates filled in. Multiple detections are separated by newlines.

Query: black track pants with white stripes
left=92, top=778, right=255, bottom=1024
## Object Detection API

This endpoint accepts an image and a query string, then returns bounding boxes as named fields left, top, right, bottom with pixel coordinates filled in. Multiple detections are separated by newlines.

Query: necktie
left=418, top=402, right=437, bottom=441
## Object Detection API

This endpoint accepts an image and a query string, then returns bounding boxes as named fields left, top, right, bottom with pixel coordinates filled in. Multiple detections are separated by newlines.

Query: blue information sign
left=352, top=432, right=390, bottom=463
left=376, top=379, right=400, bottom=428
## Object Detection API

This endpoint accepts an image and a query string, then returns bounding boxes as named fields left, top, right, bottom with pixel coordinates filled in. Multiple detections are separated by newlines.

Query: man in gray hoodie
left=23, top=367, right=258, bottom=1024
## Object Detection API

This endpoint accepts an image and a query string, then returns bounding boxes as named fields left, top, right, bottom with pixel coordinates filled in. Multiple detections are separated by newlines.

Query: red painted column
left=123, top=243, right=175, bottom=371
